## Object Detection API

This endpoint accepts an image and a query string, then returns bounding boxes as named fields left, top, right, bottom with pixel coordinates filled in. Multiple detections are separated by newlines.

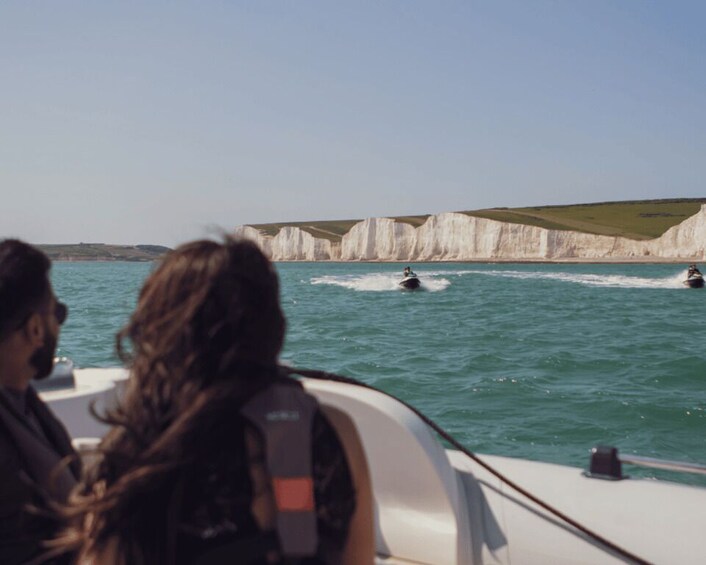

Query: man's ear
left=22, top=312, right=45, bottom=347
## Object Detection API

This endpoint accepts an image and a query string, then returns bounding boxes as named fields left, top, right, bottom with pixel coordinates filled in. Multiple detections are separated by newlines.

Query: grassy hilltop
left=250, top=198, right=706, bottom=242
left=38, top=243, right=171, bottom=261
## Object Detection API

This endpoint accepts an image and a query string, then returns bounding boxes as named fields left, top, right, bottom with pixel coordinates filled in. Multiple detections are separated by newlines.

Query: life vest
left=190, top=376, right=350, bottom=564
left=239, top=378, right=319, bottom=558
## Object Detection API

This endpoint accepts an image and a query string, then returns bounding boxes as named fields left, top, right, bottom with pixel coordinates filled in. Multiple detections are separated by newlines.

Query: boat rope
left=287, top=366, right=651, bottom=565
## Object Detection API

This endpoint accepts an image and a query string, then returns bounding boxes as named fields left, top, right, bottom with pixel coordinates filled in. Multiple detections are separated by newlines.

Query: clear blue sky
left=2, top=1, right=705, bottom=246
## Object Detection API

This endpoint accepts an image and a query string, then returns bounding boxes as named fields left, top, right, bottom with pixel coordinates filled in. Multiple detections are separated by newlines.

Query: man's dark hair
left=0, top=239, right=51, bottom=339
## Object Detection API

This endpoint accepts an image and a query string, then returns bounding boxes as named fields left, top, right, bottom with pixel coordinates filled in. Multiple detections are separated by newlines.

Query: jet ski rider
left=403, top=266, right=417, bottom=278
left=688, top=264, right=702, bottom=278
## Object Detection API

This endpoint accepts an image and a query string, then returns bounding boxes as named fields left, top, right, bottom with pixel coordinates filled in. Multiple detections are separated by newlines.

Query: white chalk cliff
left=233, top=205, right=706, bottom=261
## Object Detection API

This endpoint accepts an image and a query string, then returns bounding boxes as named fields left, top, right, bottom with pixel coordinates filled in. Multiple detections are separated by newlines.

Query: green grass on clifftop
left=465, top=199, right=706, bottom=240
left=248, top=199, right=706, bottom=242
left=249, top=220, right=363, bottom=242
left=249, top=214, right=431, bottom=241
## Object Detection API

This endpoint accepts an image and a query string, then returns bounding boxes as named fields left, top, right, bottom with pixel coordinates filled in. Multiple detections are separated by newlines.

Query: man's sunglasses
left=54, top=301, right=68, bottom=325
left=14, top=300, right=68, bottom=330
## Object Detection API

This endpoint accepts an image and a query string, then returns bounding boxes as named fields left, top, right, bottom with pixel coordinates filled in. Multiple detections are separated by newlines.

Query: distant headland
left=38, top=243, right=171, bottom=262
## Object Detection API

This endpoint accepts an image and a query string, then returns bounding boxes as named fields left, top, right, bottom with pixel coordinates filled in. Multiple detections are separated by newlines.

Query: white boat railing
left=587, top=444, right=706, bottom=480
left=621, top=454, right=706, bottom=476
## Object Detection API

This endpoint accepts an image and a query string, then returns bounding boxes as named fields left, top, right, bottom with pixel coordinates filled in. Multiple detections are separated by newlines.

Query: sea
left=52, top=261, right=706, bottom=487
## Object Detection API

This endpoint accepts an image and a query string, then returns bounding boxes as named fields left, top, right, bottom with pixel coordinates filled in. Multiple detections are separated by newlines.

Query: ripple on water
left=53, top=261, right=706, bottom=486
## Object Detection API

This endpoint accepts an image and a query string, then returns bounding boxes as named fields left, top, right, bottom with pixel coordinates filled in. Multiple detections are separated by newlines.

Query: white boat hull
left=43, top=368, right=706, bottom=564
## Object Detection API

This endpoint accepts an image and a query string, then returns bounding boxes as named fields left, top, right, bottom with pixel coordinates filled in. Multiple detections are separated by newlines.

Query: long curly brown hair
left=50, top=237, right=287, bottom=563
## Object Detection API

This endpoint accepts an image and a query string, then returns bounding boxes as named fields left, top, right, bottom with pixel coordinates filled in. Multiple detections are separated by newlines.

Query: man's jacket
left=0, top=386, right=80, bottom=564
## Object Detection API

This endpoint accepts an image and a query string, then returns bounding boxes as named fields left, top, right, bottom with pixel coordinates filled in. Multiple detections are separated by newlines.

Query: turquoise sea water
left=52, top=262, right=706, bottom=486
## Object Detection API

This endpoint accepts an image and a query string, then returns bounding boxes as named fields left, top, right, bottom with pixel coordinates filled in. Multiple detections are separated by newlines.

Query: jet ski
left=684, top=273, right=704, bottom=288
left=399, top=274, right=421, bottom=290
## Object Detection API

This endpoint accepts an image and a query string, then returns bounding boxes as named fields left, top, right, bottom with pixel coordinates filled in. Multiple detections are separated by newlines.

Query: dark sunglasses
left=15, top=300, right=68, bottom=330
left=54, top=301, right=68, bottom=325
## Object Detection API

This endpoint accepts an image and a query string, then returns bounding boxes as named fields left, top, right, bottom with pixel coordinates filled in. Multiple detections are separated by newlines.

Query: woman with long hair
left=51, top=238, right=357, bottom=564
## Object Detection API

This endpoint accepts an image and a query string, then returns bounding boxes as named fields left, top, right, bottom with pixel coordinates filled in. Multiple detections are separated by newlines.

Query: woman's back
left=175, top=378, right=356, bottom=564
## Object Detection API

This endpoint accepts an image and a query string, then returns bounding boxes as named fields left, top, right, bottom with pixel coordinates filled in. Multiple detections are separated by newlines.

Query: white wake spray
left=310, top=273, right=451, bottom=292
left=465, top=269, right=690, bottom=289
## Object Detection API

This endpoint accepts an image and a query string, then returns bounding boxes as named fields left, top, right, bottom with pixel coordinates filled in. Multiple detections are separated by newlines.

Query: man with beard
left=0, top=239, right=80, bottom=564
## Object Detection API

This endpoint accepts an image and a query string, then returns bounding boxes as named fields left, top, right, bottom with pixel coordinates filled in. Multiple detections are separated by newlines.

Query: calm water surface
left=52, top=261, right=706, bottom=485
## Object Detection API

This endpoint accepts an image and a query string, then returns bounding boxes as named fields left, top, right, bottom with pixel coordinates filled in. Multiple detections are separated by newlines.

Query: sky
left=1, top=1, right=705, bottom=246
